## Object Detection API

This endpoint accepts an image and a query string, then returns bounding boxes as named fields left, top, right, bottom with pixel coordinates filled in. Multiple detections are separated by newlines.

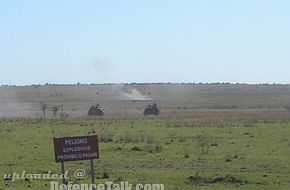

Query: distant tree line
left=2, top=82, right=290, bottom=88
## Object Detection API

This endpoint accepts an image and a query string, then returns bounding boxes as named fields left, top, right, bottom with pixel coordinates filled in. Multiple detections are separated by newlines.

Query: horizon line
left=1, top=82, right=290, bottom=87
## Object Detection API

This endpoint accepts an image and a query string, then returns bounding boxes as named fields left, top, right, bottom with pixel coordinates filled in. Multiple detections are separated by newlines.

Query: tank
left=144, top=103, right=160, bottom=116
left=88, top=104, right=104, bottom=116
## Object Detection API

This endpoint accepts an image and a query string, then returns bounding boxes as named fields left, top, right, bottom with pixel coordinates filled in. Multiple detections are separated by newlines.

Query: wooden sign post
left=90, top=159, right=96, bottom=189
left=60, top=161, right=66, bottom=185
left=53, top=135, right=99, bottom=189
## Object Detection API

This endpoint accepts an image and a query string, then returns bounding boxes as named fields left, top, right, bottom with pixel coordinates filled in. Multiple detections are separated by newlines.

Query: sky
left=0, top=0, right=290, bottom=85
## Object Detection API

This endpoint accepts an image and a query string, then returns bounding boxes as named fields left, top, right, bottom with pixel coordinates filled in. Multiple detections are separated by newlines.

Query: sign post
left=53, top=135, right=99, bottom=187
left=61, top=161, right=66, bottom=185
left=90, top=159, right=96, bottom=190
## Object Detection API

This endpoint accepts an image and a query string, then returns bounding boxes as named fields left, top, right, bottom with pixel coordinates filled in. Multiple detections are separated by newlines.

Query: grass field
left=2, top=84, right=290, bottom=189
left=2, top=118, right=290, bottom=190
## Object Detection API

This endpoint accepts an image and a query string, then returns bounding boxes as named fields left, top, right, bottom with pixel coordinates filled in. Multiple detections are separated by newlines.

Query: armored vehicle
left=144, top=103, right=159, bottom=116
left=88, top=104, right=104, bottom=116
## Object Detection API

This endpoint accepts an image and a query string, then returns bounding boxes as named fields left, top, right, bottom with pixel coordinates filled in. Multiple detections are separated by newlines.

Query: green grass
left=1, top=119, right=290, bottom=190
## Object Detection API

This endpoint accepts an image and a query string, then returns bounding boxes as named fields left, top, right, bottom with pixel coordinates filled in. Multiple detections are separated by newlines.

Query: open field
left=1, top=119, right=290, bottom=190
left=2, top=84, right=290, bottom=189
left=1, top=83, right=290, bottom=120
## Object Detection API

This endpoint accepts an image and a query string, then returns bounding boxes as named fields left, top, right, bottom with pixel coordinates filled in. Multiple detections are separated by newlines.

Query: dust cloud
left=119, top=88, right=152, bottom=101
left=0, top=87, right=35, bottom=118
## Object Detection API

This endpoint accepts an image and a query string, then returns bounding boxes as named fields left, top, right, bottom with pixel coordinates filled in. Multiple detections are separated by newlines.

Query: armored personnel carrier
left=144, top=103, right=159, bottom=116
left=88, top=104, right=104, bottom=116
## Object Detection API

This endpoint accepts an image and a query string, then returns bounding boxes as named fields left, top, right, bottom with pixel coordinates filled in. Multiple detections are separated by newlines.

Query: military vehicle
left=144, top=103, right=160, bottom=116
left=88, top=104, right=104, bottom=116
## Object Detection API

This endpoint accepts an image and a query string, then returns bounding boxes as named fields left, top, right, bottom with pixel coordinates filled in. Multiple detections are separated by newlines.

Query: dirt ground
left=1, top=83, right=290, bottom=120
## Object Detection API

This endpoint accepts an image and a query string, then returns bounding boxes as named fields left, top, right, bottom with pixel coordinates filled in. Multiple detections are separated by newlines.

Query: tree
left=50, top=105, right=60, bottom=118
left=40, top=103, right=48, bottom=117
left=284, top=104, right=290, bottom=112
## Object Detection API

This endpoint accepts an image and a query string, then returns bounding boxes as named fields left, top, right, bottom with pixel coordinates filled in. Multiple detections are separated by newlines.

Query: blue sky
left=0, top=0, right=289, bottom=85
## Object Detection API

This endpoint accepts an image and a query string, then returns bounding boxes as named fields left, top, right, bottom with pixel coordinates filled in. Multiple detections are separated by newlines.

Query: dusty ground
left=1, top=83, right=290, bottom=120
